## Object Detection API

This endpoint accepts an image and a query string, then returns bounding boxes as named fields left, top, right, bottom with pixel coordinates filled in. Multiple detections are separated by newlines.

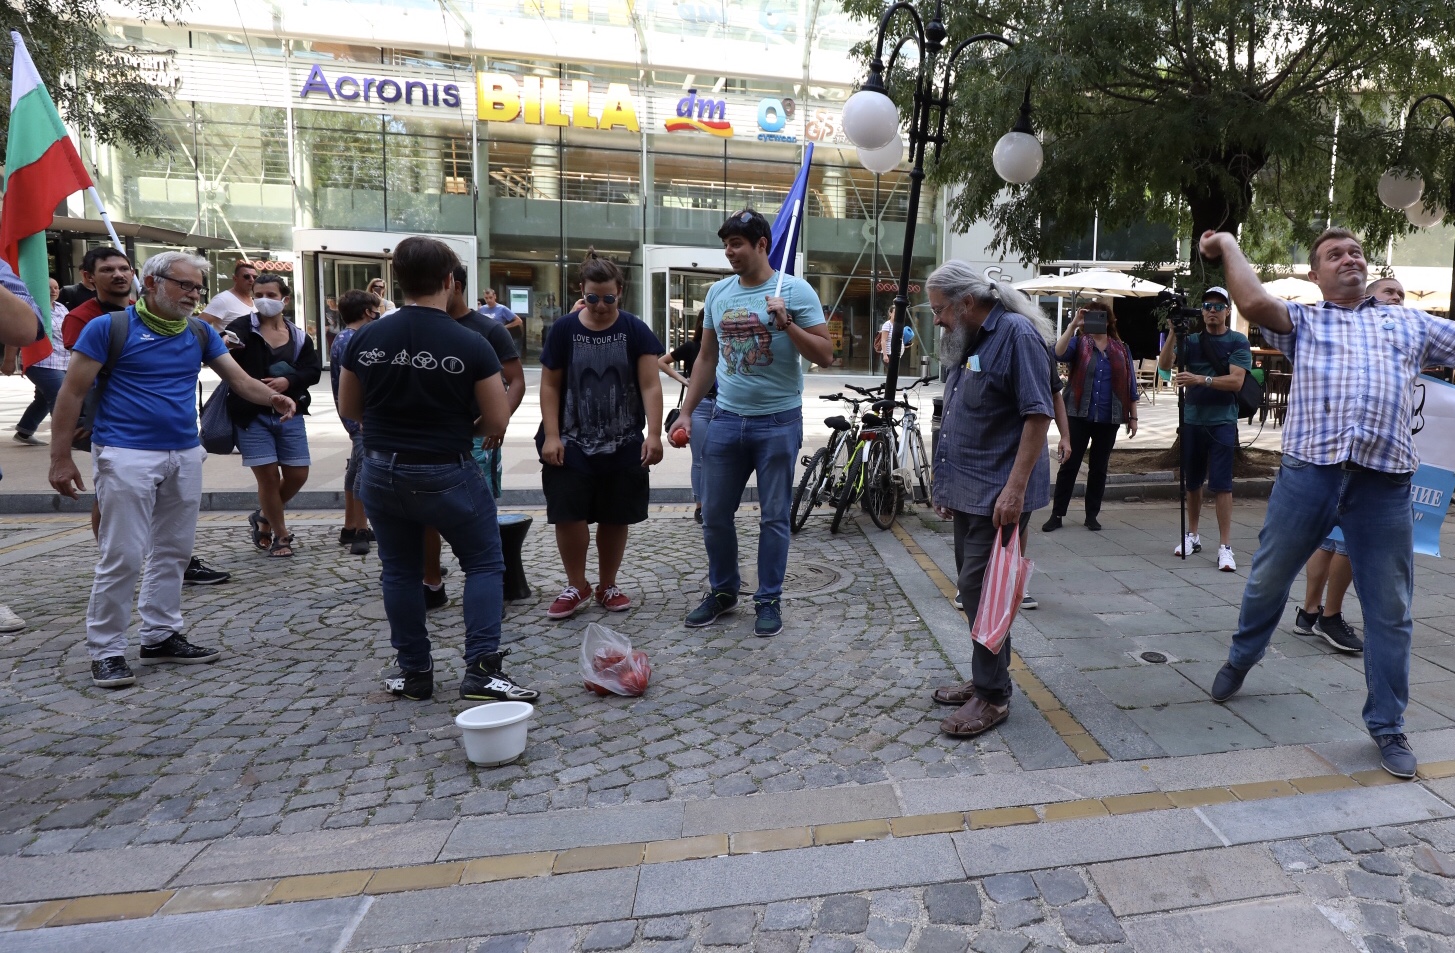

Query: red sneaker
left=546, top=585, right=591, bottom=619
left=596, top=584, right=632, bottom=612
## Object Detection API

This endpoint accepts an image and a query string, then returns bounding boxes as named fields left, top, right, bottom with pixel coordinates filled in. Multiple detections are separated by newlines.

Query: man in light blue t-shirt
left=677, top=210, right=832, bottom=637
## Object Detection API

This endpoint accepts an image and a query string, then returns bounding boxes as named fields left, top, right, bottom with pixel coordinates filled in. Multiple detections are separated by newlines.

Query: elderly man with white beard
left=925, top=261, right=1057, bottom=739
left=48, top=252, right=296, bottom=689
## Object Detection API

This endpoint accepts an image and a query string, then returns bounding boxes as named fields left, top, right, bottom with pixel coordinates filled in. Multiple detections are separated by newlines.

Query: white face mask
left=255, top=297, right=284, bottom=318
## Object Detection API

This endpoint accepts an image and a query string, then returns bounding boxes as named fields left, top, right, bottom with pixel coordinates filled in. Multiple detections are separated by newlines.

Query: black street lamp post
left=1378, top=94, right=1455, bottom=314
left=841, top=1, right=1043, bottom=409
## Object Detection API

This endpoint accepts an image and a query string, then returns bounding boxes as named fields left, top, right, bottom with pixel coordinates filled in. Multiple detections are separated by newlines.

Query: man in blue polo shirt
left=677, top=210, right=833, bottom=638
left=48, top=252, right=296, bottom=689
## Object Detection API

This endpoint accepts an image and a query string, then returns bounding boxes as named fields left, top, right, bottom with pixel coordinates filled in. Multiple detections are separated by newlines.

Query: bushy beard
left=939, top=322, right=971, bottom=369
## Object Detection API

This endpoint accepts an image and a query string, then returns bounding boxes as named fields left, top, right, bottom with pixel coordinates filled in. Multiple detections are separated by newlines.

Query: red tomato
left=592, top=650, right=626, bottom=673
left=583, top=680, right=612, bottom=696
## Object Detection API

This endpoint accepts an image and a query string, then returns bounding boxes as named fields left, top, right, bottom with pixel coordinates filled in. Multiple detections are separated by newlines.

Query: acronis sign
left=297, top=64, right=462, bottom=107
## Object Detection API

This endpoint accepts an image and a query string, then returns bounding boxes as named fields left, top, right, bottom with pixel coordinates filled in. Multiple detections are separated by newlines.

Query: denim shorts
left=236, top=413, right=310, bottom=468
left=343, top=429, right=364, bottom=494
left=1319, top=535, right=1348, bottom=557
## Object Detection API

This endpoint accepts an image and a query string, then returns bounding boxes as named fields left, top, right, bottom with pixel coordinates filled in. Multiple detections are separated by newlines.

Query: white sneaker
left=0, top=604, right=24, bottom=632
left=1174, top=533, right=1202, bottom=557
left=1218, top=545, right=1237, bottom=572
left=953, top=593, right=963, bottom=610
left=1021, top=593, right=1038, bottom=610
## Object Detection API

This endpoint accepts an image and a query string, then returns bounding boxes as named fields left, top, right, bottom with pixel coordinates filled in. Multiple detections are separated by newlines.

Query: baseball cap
left=1202, top=286, right=1230, bottom=302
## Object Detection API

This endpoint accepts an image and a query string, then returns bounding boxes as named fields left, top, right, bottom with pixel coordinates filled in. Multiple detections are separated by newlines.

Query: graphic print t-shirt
left=342, top=306, right=501, bottom=454
left=538, top=310, right=664, bottom=473
left=703, top=272, right=826, bottom=416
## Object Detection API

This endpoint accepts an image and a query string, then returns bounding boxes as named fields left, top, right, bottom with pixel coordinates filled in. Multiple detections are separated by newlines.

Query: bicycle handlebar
left=844, top=383, right=886, bottom=396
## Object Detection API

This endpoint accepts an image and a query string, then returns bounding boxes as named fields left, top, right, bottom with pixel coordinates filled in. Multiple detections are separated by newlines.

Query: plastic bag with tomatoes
left=580, top=622, right=652, bottom=697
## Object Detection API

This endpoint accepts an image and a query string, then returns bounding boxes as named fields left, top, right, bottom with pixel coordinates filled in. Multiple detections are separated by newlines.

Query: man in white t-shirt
left=201, top=261, right=258, bottom=329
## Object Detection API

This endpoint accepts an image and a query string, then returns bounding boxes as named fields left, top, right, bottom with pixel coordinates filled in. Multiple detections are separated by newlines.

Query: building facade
left=80, top=0, right=946, bottom=371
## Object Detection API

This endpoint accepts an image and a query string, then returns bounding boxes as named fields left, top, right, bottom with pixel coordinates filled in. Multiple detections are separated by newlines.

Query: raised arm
left=1198, top=231, right=1293, bottom=334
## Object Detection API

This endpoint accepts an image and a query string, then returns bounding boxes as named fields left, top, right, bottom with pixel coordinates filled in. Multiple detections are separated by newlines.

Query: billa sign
left=476, top=73, right=639, bottom=131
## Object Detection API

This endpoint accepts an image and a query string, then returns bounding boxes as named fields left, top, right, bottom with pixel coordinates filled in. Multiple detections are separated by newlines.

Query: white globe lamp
left=858, top=137, right=904, bottom=175
left=842, top=85, right=900, bottom=152
left=993, top=130, right=1044, bottom=185
left=1378, top=168, right=1425, bottom=210
left=1406, top=199, right=1446, bottom=228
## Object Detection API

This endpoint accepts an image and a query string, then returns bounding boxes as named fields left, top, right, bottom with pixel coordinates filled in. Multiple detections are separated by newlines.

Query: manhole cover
left=726, top=561, right=853, bottom=600
left=1140, top=651, right=1169, bottom=664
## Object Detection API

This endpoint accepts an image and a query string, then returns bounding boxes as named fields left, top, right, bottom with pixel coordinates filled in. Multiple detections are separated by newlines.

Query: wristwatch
left=1204, top=375, right=1212, bottom=387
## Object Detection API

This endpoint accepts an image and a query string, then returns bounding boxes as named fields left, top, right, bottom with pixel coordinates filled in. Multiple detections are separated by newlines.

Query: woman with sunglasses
left=366, top=279, right=396, bottom=315
left=537, top=249, right=664, bottom=619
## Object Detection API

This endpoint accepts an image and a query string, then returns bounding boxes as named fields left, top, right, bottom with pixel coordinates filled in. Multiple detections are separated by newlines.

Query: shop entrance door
left=652, top=268, right=727, bottom=352
left=314, top=255, right=388, bottom=358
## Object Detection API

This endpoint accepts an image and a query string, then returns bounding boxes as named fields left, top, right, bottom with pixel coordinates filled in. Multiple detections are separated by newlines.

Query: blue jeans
left=688, top=397, right=714, bottom=504
left=701, top=406, right=802, bottom=602
left=359, top=456, right=504, bottom=671
left=1228, top=458, right=1415, bottom=735
left=16, top=365, right=65, bottom=436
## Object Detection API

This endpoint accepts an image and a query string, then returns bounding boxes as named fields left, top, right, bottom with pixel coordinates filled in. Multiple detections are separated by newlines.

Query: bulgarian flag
left=1, top=31, right=94, bottom=365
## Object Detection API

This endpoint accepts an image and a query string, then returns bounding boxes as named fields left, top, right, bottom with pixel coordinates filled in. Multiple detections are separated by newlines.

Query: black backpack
left=1196, top=335, right=1265, bottom=420
left=72, top=311, right=211, bottom=452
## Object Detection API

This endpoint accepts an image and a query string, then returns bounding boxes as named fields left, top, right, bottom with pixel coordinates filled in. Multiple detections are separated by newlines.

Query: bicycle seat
left=861, top=412, right=885, bottom=429
left=823, top=415, right=851, bottom=432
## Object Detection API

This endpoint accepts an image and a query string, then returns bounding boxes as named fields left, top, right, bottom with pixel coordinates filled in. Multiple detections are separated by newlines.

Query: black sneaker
left=460, top=650, right=539, bottom=702
left=91, top=656, right=135, bottom=688
left=1210, top=661, right=1250, bottom=703
left=685, top=591, right=738, bottom=627
left=1314, top=613, right=1364, bottom=654
left=424, top=583, right=448, bottom=611
left=1041, top=515, right=1063, bottom=533
left=1376, top=733, right=1417, bottom=779
left=754, top=600, right=783, bottom=638
left=1293, top=606, right=1321, bottom=636
left=138, top=633, right=222, bottom=665
left=350, top=533, right=371, bottom=556
left=338, top=527, right=356, bottom=545
left=1084, top=516, right=1102, bottom=531
left=183, top=556, right=229, bottom=586
left=384, top=665, right=433, bottom=700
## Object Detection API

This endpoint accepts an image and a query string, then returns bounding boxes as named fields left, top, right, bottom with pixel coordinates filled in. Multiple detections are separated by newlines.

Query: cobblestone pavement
left=350, top=819, right=1455, bottom=953
left=0, top=509, right=1015, bottom=854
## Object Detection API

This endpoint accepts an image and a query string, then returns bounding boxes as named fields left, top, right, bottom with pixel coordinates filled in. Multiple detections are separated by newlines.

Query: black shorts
left=1183, top=423, right=1237, bottom=494
left=542, top=462, right=650, bottom=525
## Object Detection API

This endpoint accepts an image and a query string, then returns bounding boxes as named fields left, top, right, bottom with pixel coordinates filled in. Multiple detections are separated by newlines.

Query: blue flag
left=768, top=143, right=814, bottom=275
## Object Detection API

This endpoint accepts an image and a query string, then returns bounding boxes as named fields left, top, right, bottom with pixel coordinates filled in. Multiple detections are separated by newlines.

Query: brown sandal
left=932, top=680, right=977, bottom=706
left=940, top=696, right=1009, bottom=737
left=268, top=534, right=295, bottom=558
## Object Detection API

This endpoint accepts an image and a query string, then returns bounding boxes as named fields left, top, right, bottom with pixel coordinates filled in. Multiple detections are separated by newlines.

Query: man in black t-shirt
left=338, top=237, right=537, bottom=705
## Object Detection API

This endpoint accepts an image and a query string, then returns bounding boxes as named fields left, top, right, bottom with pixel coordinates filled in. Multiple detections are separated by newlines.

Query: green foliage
left=839, top=0, right=1455, bottom=268
left=0, top=0, right=182, bottom=158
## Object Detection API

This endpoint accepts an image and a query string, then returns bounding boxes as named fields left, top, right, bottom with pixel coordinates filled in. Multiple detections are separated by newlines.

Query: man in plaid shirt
left=1202, top=227, right=1455, bottom=778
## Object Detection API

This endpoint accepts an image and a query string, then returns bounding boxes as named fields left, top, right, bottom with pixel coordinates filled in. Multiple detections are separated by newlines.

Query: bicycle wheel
left=791, top=446, right=830, bottom=533
left=910, top=430, right=933, bottom=504
left=830, top=451, right=862, bottom=534
left=864, top=439, right=900, bottom=530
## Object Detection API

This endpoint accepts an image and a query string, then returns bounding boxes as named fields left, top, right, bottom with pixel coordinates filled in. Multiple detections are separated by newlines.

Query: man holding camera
left=1202, top=227, right=1455, bottom=778
left=1157, top=286, right=1250, bottom=572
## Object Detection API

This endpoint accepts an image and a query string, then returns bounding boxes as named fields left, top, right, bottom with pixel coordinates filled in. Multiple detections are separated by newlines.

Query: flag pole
left=84, top=185, right=142, bottom=294
left=773, top=198, right=800, bottom=299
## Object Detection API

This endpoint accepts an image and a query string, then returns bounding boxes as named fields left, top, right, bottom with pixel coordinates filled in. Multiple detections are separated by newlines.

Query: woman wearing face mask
left=1043, top=300, right=1138, bottom=533
left=225, top=276, right=321, bottom=557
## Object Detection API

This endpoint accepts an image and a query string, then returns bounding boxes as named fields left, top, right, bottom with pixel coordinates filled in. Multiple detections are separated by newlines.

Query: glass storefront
left=82, top=25, right=942, bottom=372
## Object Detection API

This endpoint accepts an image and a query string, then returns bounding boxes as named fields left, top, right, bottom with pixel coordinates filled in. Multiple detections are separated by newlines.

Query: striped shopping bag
left=969, top=525, right=1034, bottom=654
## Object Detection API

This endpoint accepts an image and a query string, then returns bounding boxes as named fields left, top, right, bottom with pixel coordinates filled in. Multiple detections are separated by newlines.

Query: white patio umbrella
left=1262, top=277, right=1322, bottom=303
left=1015, top=269, right=1167, bottom=299
left=1402, top=288, right=1450, bottom=312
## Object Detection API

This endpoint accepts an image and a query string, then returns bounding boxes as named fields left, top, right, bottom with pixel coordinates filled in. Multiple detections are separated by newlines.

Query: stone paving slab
left=440, top=803, right=683, bottom=860
left=1123, top=896, right=1359, bottom=953
left=0, top=896, right=371, bottom=952
left=679, top=784, right=898, bottom=837
left=1088, top=845, right=1292, bottom=916
left=953, top=810, right=1223, bottom=876
left=1199, top=784, right=1455, bottom=845
left=632, top=833, right=965, bottom=916
left=173, top=821, right=456, bottom=886
left=0, top=845, right=203, bottom=903
left=345, top=869, right=637, bottom=949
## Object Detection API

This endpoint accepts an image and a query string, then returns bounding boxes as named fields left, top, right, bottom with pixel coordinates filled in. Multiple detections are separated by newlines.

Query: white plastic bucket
left=455, top=702, right=534, bottom=766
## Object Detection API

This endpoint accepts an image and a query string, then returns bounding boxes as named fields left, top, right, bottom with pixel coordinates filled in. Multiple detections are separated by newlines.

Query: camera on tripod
left=1155, top=288, right=1203, bottom=337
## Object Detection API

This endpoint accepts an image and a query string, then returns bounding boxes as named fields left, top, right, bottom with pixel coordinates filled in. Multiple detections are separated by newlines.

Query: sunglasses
left=1201, top=302, right=1228, bottom=312
left=584, top=293, right=618, bottom=305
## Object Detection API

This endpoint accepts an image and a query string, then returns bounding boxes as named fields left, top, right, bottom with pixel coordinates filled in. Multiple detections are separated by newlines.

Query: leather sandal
left=932, top=680, right=977, bottom=706
left=940, top=696, right=1009, bottom=737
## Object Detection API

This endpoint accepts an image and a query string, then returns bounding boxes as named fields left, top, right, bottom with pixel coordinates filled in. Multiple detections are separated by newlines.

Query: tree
left=1, top=0, right=182, bottom=158
left=838, top=0, right=1455, bottom=272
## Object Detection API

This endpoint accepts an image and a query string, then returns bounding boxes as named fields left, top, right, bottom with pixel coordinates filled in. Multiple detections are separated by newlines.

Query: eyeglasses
left=930, top=303, right=954, bottom=317
left=584, top=293, right=618, bottom=305
left=1201, top=302, right=1229, bottom=312
left=157, top=273, right=206, bottom=295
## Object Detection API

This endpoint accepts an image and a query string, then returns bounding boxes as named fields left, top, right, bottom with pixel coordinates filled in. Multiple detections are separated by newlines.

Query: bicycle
left=855, top=374, right=939, bottom=532
left=829, top=384, right=891, bottom=534
left=790, top=389, right=873, bottom=533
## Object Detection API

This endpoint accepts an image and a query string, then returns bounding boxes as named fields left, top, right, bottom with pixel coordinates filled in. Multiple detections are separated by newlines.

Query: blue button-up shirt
left=933, top=304, right=1055, bottom=516
left=0, top=259, right=44, bottom=338
left=1264, top=299, right=1455, bottom=474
